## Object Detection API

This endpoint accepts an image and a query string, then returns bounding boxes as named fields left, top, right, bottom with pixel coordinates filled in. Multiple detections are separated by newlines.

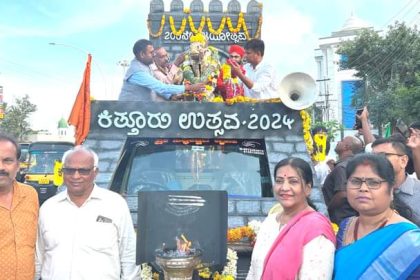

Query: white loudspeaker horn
left=278, top=72, right=317, bottom=110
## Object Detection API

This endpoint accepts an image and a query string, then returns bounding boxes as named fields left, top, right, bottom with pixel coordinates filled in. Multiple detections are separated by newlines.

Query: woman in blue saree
left=334, top=153, right=419, bottom=279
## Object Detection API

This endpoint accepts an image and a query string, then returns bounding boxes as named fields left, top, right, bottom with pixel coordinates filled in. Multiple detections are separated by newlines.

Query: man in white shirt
left=230, top=39, right=279, bottom=99
left=35, top=146, right=139, bottom=280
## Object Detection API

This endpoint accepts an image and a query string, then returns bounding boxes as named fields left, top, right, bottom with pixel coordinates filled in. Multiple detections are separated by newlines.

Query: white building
left=314, top=13, right=373, bottom=129
left=28, top=117, right=75, bottom=143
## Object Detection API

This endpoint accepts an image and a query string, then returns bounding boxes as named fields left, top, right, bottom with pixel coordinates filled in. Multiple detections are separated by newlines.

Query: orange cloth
left=68, top=54, right=92, bottom=145
left=0, top=182, right=39, bottom=280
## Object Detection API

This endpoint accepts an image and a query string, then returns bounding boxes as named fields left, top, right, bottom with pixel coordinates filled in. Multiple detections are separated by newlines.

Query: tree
left=0, top=95, right=37, bottom=141
left=338, top=22, right=420, bottom=131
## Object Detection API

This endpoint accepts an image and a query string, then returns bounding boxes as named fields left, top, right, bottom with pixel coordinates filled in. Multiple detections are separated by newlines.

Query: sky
left=0, top=0, right=418, bottom=133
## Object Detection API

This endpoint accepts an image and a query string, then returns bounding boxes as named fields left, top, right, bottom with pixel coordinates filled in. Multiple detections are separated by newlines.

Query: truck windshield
left=27, top=151, right=64, bottom=174
left=125, top=138, right=273, bottom=197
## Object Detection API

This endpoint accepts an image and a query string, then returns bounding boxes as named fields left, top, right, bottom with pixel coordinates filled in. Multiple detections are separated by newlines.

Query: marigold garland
left=188, top=15, right=206, bottom=34
left=226, top=13, right=243, bottom=33
left=227, top=226, right=256, bottom=243
left=148, top=12, right=263, bottom=39
left=253, top=15, right=263, bottom=39
left=300, top=110, right=314, bottom=156
left=147, top=15, right=166, bottom=38
left=207, top=16, right=226, bottom=35
left=169, top=16, right=187, bottom=36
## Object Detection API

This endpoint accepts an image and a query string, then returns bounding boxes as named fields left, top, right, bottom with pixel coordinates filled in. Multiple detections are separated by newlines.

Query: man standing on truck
left=150, top=46, right=184, bottom=87
left=0, top=133, right=39, bottom=280
left=118, top=39, right=205, bottom=101
left=35, top=146, right=139, bottom=280
left=230, top=39, right=279, bottom=100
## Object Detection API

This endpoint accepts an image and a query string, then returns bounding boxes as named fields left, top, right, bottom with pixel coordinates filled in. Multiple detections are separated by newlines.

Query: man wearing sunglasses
left=372, top=136, right=420, bottom=226
left=35, top=146, right=139, bottom=280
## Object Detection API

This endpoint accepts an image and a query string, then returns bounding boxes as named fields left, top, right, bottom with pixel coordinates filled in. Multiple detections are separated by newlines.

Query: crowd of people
left=2, top=125, right=419, bottom=279
left=118, top=34, right=280, bottom=102
left=1, top=36, right=420, bottom=280
left=247, top=121, right=420, bottom=279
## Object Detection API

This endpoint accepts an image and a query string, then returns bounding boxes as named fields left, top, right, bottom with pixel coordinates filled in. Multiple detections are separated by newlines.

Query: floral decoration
left=189, top=32, right=207, bottom=44
left=140, top=248, right=238, bottom=280
left=207, top=17, right=227, bottom=35
left=147, top=15, right=166, bottom=38
left=188, top=15, right=206, bottom=34
left=169, top=16, right=187, bottom=36
left=331, top=223, right=339, bottom=234
left=148, top=12, right=263, bottom=39
left=227, top=225, right=256, bottom=244
left=139, top=263, right=159, bottom=280
left=300, top=110, right=314, bottom=156
left=226, top=13, right=243, bottom=33
left=198, top=248, right=238, bottom=280
left=253, top=15, right=263, bottom=39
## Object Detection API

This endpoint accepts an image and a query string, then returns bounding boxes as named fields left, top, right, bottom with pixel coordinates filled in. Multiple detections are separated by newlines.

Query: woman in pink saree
left=257, top=157, right=336, bottom=280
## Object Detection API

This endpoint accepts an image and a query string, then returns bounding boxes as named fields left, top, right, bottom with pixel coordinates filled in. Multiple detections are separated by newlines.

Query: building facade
left=314, top=14, right=373, bottom=129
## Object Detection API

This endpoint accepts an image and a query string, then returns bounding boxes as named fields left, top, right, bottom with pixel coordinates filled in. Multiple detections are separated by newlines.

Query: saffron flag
left=68, top=54, right=92, bottom=145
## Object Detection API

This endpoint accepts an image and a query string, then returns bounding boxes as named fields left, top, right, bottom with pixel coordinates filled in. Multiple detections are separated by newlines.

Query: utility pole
left=316, top=77, right=332, bottom=122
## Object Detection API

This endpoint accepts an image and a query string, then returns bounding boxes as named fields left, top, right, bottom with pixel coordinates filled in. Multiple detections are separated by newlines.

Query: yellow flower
left=211, top=96, right=224, bottom=103
left=148, top=15, right=166, bottom=38
left=190, top=32, right=206, bottom=44
left=300, top=110, right=313, bottom=156
left=188, top=15, right=205, bottom=33
left=169, top=16, right=187, bottom=36
left=332, top=223, right=339, bottom=234
left=221, top=64, right=231, bottom=80
left=207, top=16, right=226, bottom=35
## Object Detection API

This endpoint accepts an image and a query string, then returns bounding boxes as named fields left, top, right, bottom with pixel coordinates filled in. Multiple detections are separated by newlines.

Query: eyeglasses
left=375, top=152, right=405, bottom=157
left=347, top=177, right=387, bottom=190
left=62, top=167, right=95, bottom=176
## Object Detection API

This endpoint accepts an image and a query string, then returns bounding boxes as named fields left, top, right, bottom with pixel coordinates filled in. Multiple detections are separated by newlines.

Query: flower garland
left=227, top=226, right=256, bottom=244
left=207, top=16, right=227, bottom=35
left=147, top=15, right=166, bottom=38
left=226, top=13, right=243, bottom=33
left=169, top=16, right=187, bottom=36
left=253, top=15, right=263, bottom=39
left=300, top=110, right=314, bottom=156
left=198, top=248, right=238, bottom=280
left=139, top=263, right=159, bottom=280
left=188, top=15, right=206, bottom=34
left=148, top=12, right=263, bottom=39
left=140, top=248, right=238, bottom=280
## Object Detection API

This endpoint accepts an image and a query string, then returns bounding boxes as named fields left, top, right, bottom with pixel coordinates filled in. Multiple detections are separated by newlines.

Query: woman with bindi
left=334, top=153, right=419, bottom=279
left=248, top=157, right=336, bottom=280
